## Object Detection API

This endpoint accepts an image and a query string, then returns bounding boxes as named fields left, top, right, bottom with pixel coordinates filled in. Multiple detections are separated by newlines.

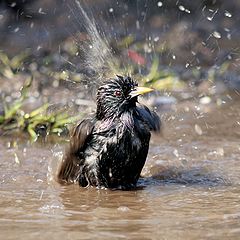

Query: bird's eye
left=114, top=90, right=122, bottom=97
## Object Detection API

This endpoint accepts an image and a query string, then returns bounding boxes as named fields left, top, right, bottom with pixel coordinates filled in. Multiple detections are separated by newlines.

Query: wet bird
left=57, top=76, right=160, bottom=189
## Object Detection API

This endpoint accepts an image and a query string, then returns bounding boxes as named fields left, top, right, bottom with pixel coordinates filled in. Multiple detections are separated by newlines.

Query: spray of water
left=71, top=0, right=117, bottom=84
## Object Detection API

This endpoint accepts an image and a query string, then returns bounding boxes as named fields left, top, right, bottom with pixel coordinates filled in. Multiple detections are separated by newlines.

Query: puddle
left=0, top=96, right=240, bottom=240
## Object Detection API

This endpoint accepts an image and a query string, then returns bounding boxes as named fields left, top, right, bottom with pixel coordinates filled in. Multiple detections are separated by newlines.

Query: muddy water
left=0, top=96, right=240, bottom=240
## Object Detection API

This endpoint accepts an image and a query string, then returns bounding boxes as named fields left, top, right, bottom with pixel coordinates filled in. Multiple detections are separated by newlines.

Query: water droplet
left=216, top=148, right=224, bottom=156
left=118, top=206, right=130, bottom=212
left=14, top=27, right=19, bottom=33
left=179, top=5, right=185, bottom=11
left=38, top=8, right=46, bottom=14
left=207, top=9, right=218, bottom=21
left=14, top=153, right=20, bottom=165
left=157, top=1, right=163, bottom=7
left=191, top=51, right=196, bottom=56
left=109, top=168, right=112, bottom=177
left=194, top=105, right=200, bottom=111
left=53, top=80, right=59, bottom=88
left=173, top=149, right=179, bottom=157
left=200, top=96, right=211, bottom=105
left=11, top=2, right=16, bottom=7
left=136, top=20, right=140, bottom=29
left=194, top=124, right=203, bottom=135
left=212, top=31, right=221, bottom=39
left=39, top=190, right=44, bottom=200
left=224, top=10, right=232, bottom=18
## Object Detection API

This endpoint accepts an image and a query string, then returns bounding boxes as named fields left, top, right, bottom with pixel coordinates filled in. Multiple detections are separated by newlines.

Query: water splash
left=224, top=10, right=232, bottom=18
left=72, top=0, right=116, bottom=83
left=48, top=144, right=64, bottom=184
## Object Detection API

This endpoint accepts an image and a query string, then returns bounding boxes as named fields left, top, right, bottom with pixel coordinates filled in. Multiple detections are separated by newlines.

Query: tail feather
left=57, top=149, right=81, bottom=184
left=57, top=118, right=95, bottom=185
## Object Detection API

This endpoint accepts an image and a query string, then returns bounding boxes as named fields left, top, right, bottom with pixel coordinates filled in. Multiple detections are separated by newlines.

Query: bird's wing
left=136, top=104, right=161, bottom=132
left=57, top=118, right=95, bottom=184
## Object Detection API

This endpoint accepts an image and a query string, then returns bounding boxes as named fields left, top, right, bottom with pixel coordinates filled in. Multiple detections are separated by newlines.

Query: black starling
left=57, top=76, right=160, bottom=189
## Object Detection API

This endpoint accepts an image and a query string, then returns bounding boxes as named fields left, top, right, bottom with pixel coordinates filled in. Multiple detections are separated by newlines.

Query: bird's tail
left=57, top=149, right=81, bottom=184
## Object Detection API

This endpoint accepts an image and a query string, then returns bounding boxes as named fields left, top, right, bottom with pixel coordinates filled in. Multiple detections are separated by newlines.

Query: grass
left=142, top=57, right=185, bottom=90
left=0, top=77, right=81, bottom=141
left=0, top=51, right=29, bottom=78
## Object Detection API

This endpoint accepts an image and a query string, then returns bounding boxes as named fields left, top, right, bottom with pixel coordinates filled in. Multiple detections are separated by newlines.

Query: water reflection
left=59, top=185, right=162, bottom=239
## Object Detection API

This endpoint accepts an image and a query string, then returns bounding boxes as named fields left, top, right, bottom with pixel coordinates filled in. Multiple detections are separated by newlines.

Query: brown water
left=1, top=96, right=240, bottom=240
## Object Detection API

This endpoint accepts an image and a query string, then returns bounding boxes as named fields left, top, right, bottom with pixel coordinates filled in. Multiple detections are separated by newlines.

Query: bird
left=57, top=75, right=160, bottom=189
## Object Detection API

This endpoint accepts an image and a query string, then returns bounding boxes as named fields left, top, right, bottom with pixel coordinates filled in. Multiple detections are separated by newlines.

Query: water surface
left=1, top=96, right=240, bottom=240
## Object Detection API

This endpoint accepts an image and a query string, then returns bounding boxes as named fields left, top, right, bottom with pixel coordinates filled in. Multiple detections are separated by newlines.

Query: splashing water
left=48, top=144, right=64, bottom=184
left=72, top=0, right=116, bottom=83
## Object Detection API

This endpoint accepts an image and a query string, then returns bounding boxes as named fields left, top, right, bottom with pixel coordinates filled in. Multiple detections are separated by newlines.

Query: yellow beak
left=130, top=86, right=154, bottom=98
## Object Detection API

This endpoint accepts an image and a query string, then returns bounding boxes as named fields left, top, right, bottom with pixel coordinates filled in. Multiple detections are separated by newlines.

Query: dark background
left=0, top=0, right=239, bottom=68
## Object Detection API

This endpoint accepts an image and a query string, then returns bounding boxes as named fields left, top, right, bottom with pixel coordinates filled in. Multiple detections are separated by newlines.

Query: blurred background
left=0, top=0, right=240, bottom=136
left=1, top=0, right=240, bottom=64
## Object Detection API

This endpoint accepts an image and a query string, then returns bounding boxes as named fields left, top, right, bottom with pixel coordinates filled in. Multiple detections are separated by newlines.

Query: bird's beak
left=130, top=86, right=154, bottom=98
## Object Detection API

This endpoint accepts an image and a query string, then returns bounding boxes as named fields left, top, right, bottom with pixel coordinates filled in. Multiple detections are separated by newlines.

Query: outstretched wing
left=136, top=104, right=161, bottom=132
left=57, top=118, right=95, bottom=184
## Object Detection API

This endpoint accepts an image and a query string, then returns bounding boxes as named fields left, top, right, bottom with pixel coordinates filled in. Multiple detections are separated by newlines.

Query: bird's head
left=96, top=75, right=153, bottom=119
